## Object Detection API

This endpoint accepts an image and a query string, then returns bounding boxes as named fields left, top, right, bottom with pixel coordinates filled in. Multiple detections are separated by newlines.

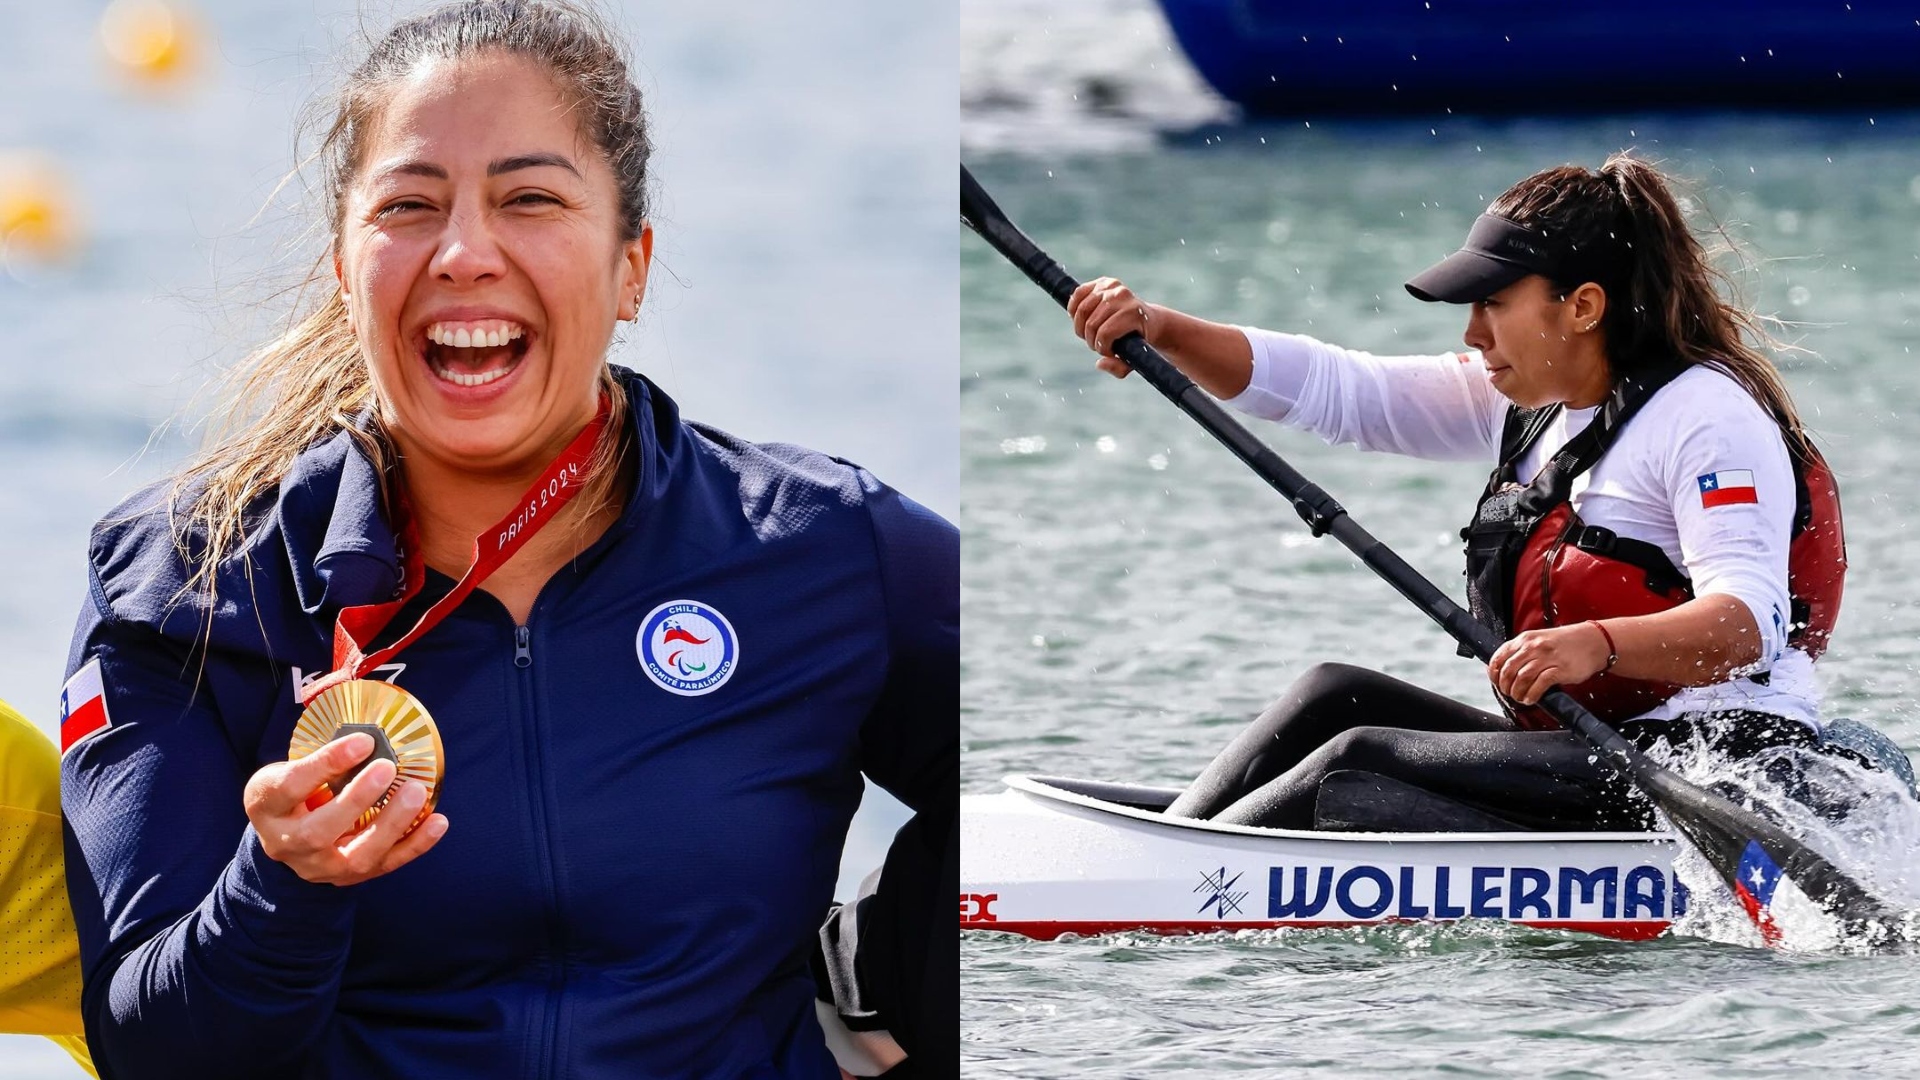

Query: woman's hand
left=1067, top=277, right=1158, bottom=379
left=1064, top=279, right=1256, bottom=398
left=1487, top=623, right=1613, bottom=706
left=244, top=732, right=448, bottom=886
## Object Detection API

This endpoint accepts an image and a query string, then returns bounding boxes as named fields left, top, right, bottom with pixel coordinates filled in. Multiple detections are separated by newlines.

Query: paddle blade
left=1633, top=760, right=1899, bottom=939
left=1538, top=688, right=1901, bottom=943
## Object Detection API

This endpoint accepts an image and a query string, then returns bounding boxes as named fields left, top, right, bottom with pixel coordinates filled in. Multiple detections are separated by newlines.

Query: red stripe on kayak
left=965, top=918, right=1671, bottom=942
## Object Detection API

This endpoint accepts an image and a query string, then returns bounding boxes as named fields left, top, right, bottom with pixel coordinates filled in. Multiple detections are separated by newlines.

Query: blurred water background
left=963, top=0, right=1920, bottom=1075
left=0, top=1, right=954, bottom=1074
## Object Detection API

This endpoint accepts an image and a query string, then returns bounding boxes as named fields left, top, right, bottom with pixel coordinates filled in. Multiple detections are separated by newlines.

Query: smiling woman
left=55, top=3, right=955, bottom=1078
left=329, top=45, right=650, bottom=622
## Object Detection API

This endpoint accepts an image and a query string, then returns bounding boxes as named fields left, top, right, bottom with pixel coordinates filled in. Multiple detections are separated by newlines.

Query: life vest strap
left=1562, top=522, right=1691, bottom=595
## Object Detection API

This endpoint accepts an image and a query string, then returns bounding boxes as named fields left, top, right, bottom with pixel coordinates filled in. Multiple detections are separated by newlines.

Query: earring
left=1583, top=322, right=1597, bottom=332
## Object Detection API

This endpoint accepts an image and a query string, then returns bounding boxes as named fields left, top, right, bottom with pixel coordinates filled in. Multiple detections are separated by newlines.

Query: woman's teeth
left=427, top=321, right=525, bottom=348
left=424, top=320, right=528, bottom=387
left=434, top=365, right=512, bottom=387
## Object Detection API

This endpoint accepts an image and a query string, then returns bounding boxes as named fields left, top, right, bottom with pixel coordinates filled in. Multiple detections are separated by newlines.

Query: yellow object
left=0, top=700, right=97, bottom=1077
left=0, top=154, right=78, bottom=265
left=98, top=0, right=197, bottom=82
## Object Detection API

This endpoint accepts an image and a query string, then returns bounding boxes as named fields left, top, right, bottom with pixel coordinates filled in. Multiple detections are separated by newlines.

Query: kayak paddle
left=959, top=162, right=1903, bottom=945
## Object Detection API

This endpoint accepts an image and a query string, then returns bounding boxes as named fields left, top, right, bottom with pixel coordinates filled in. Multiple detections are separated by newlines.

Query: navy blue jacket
left=60, top=368, right=956, bottom=1079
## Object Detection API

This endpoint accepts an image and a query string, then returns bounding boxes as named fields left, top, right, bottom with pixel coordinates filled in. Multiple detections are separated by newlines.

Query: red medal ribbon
left=299, top=398, right=612, bottom=705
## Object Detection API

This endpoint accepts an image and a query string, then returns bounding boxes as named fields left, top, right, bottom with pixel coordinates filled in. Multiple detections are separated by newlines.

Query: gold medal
left=289, top=679, right=444, bottom=833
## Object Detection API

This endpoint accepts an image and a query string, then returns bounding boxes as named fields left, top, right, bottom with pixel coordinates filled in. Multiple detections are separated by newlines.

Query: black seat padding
left=1313, top=770, right=1529, bottom=833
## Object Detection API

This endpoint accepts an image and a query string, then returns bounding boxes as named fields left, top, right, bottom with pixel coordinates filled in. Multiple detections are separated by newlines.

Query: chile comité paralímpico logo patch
left=637, top=599, right=739, bottom=696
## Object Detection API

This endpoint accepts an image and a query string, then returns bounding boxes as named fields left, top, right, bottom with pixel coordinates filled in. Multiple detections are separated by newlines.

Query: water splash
left=1653, top=733, right=1920, bottom=953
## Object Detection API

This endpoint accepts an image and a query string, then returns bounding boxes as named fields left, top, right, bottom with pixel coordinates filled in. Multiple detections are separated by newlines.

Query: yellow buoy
left=99, top=0, right=198, bottom=83
left=0, top=153, right=78, bottom=265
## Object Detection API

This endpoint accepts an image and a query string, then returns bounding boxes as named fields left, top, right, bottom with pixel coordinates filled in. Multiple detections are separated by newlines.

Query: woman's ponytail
left=1493, top=152, right=1817, bottom=467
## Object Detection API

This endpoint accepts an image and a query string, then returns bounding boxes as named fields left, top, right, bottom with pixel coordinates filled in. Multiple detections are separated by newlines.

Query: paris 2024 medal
left=289, top=679, right=445, bottom=834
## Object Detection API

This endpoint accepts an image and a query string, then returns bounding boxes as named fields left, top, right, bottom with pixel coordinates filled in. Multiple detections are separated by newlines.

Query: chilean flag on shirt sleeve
left=1698, top=469, right=1759, bottom=508
left=59, top=656, right=111, bottom=754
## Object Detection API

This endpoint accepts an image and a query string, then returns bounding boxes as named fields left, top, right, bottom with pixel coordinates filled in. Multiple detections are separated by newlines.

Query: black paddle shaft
left=960, top=163, right=1899, bottom=929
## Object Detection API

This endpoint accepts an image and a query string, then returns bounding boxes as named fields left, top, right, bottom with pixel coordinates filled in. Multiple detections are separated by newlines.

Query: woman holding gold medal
left=57, top=2, right=955, bottom=1077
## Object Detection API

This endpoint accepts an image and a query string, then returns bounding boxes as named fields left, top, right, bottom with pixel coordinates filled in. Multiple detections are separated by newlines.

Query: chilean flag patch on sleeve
left=1698, top=469, right=1759, bottom=508
left=60, top=657, right=112, bottom=754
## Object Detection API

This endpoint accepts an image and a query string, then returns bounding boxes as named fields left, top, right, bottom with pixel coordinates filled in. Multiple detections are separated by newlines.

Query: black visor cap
left=1405, top=213, right=1561, bottom=304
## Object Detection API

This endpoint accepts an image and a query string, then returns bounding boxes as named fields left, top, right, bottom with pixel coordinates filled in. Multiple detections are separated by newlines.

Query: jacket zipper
left=513, top=621, right=567, bottom=1079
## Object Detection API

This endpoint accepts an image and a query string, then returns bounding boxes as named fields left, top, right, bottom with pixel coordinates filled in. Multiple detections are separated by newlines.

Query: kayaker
left=58, top=2, right=955, bottom=1077
left=1067, top=153, right=1855, bottom=830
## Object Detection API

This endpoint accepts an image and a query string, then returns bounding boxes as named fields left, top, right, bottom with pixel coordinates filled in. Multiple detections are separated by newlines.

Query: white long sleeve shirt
left=1227, top=327, right=1817, bottom=729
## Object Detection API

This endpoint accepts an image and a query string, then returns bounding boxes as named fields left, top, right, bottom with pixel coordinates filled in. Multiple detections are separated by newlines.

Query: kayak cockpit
left=1005, top=772, right=1654, bottom=835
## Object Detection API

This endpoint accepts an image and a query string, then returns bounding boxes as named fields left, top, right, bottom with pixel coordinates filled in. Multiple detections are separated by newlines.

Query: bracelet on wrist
left=1588, top=620, right=1619, bottom=671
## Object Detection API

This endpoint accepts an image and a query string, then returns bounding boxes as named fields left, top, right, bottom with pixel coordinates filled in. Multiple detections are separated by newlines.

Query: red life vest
left=1462, top=361, right=1846, bottom=731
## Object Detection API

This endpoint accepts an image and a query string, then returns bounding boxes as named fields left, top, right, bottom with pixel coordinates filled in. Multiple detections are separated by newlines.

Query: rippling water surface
left=963, top=1, right=1920, bottom=1074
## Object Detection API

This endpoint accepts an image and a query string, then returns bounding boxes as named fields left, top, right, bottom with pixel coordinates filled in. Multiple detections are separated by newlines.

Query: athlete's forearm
left=1141, top=305, right=1255, bottom=399
left=85, top=830, right=353, bottom=1079
left=1596, top=593, right=1764, bottom=686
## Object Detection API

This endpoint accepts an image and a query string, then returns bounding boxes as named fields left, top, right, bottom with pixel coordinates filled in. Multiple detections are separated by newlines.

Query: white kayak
left=962, top=775, right=1690, bottom=942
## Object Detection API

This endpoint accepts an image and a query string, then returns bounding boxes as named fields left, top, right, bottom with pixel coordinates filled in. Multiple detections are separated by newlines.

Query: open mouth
left=422, top=320, right=531, bottom=388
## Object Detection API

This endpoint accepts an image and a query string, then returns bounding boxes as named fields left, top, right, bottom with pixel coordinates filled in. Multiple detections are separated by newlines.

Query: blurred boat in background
left=1152, top=1, right=1920, bottom=115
